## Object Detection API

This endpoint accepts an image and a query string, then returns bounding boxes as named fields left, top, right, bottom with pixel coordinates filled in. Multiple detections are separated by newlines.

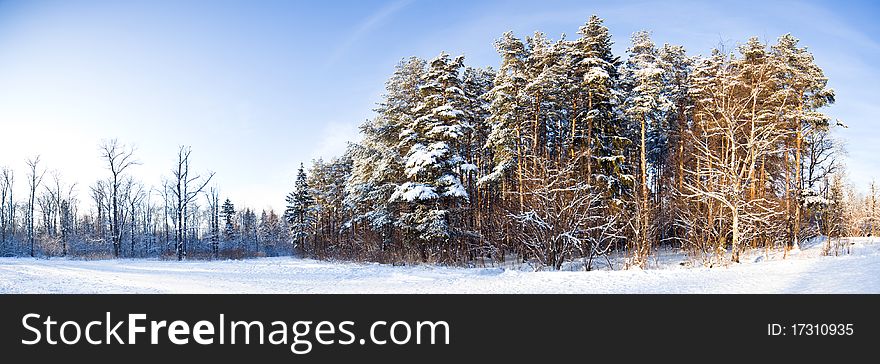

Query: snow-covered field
left=1, top=237, right=878, bottom=293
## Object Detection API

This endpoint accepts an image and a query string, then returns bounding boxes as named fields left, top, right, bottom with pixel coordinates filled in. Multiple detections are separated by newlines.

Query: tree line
left=284, top=15, right=869, bottom=269
left=0, top=141, right=291, bottom=260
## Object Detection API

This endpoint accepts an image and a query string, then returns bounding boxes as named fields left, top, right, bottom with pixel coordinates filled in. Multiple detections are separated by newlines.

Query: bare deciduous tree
left=1, top=167, right=14, bottom=250
left=168, top=146, right=215, bottom=261
left=26, top=156, right=46, bottom=257
left=511, top=155, right=610, bottom=270
left=99, top=139, right=140, bottom=258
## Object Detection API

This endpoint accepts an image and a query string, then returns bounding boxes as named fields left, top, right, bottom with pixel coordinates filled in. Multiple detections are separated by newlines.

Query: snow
left=445, top=86, right=465, bottom=96
left=432, top=105, right=464, bottom=118
left=403, top=142, right=446, bottom=177
left=439, top=174, right=467, bottom=198
left=427, top=124, right=462, bottom=139
left=803, top=194, right=829, bottom=206
left=391, top=182, right=438, bottom=202
left=584, top=67, right=610, bottom=82
left=459, top=163, right=478, bottom=172
left=1, top=237, right=878, bottom=293
left=634, top=66, right=664, bottom=78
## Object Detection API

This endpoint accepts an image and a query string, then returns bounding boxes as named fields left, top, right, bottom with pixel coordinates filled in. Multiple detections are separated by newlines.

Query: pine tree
left=241, top=208, right=258, bottom=253
left=347, top=57, right=426, bottom=253
left=221, top=198, right=235, bottom=244
left=60, top=199, right=71, bottom=256
left=569, top=15, right=619, bottom=182
left=307, top=156, right=352, bottom=258
left=258, top=209, right=287, bottom=256
left=460, top=66, right=496, bottom=258
left=482, top=31, right=529, bottom=198
left=824, top=172, right=847, bottom=254
left=391, top=52, right=470, bottom=262
left=657, top=43, right=692, bottom=245
left=285, top=163, right=313, bottom=256
left=206, top=188, right=221, bottom=259
left=523, top=32, right=568, bottom=161
left=461, top=66, right=495, bottom=179
left=259, top=209, right=270, bottom=250
left=771, top=34, right=836, bottom=246
left=258, top=209, right=287, bottom=255
left=573, top=26, right=630, bottom=213
left=621, top=31, right=671, bottom=265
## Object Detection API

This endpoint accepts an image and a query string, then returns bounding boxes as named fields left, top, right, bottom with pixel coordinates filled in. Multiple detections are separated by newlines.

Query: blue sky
left=0, top=0, right=877, bottom=212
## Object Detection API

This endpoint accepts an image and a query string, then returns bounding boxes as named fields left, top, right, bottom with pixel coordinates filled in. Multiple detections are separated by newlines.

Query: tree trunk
left=731, top=209, right=740, bottom=263
left=586, top=92, right=593, bottom=184
left=112, top=182, right=119, bottom=258
left=570, top=99, right=578, bottom=158
left=639, top=115, right=649, bottom=264
left=515, top=123, right=524, bottom=212
left=794, top=125, right=802, bottom=248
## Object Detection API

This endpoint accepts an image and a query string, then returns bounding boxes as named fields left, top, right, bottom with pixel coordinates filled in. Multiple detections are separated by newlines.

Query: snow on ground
left=0, top=237, right=878, bottom=293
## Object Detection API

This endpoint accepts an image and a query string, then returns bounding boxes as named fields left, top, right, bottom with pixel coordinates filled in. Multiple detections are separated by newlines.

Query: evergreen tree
left=523, top=32, right=569, bottom=160
left=240, top=208, right=258, bottom=253
left=221, top=198, right=235, bottom=243
left=259, top=209, right=271, bottom=249
left=621, top=30, right=671, bottom=265
left=60, top=199, right=71, bottom=256
left=656, top=43, right=693, bottom=244
left=460, top=66, right=496, bottom=257
left=482, top=31, right=529, bottom=195
left=308, top=156, right=352, bottom=258
left=347, top=57, right=426, bottom=251
left=824, top=172, right=847, bottom=254
left=771, top=33, right=836, bottom=245
left=285, top=163, right=314, bottom=256
left=461, top=65, right=496, bottom=180
left=569, top=15, right=620, bottom=184
left=391, top=52, right=470, bottom=261
left=258, top=209, right=287, bottom=256
left=622, top=31, right=672, bottom=192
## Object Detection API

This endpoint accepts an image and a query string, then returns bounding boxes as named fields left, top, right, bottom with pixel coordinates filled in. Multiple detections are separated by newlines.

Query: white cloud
left=309, top=121, right=361, bottom=162
left=324, top=0, right=413, bottom=68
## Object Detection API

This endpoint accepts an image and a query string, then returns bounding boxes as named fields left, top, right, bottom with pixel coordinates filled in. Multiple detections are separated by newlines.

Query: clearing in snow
left=0, top=237, right=877, bottom=294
